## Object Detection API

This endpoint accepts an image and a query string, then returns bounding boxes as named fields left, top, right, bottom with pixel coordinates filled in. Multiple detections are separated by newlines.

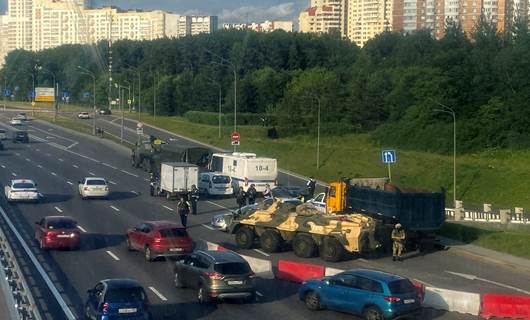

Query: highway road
left=0, top=108, right=526, bottom=319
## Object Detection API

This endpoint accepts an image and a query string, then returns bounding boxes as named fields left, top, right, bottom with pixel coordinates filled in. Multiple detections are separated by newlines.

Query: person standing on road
left=392, top=223, right=406, bottom=261
left=263, top=184, right=272, bottom=199
left=307, top=177, right=316, bottom=199
left=247, top=184, right=257, bottom=205
left=177, top=196, right=191, bottom=228
left=236, top=187, right=247, bottom=210
left=188, top=185, right=200, bottom=215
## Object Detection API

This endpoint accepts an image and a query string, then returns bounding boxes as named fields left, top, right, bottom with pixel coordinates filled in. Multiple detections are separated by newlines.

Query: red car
left=126, top=221, right=194, bottom=262
left=35, top=216, right=81, bottom=250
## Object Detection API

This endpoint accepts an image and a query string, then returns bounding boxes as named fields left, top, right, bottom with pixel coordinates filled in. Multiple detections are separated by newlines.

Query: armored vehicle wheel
left=319, top=237, right=344, bottom=262
left=293, top=234, right=317, bottom=258
left=235, top=226, right=255, bottom=249
left=260, top=230, right=282, bottom=253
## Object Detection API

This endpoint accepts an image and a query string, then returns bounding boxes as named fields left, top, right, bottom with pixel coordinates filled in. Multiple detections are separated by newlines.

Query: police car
left=306, top=193, right=327, bottom=213
left=4, top=179, right=42, bottom=202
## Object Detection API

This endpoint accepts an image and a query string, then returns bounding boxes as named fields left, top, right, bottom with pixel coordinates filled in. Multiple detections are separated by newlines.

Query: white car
left=14, top=113, right=27, bottom=121
left=198, top=172, right=233, bottom=196
left=78, top=177, right=109, bottom=199
left=306, top=192, right=327, bottom=213
left=78, top=112, right=90, bottom=119
left=10, top=118, right=22, bottom=126
left=4, top=179, right=41, bottom=202
left=0, top=129, right=7, bottom=140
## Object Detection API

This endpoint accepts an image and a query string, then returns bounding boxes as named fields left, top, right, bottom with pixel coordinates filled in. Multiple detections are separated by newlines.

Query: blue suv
left=84, top=279, right=152, bottom=320
left=299, top=269, right=422, bottom=320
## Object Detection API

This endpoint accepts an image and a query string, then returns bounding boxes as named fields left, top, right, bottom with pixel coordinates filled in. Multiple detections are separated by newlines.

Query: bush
left=184, top=111, right=279, bottom=126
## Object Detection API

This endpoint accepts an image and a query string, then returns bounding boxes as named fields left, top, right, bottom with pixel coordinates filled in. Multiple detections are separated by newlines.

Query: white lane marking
left=254, top=249, right=270, bottom=257
left=67, top=181, right=74, bottom=185
left=0, top=165, right=5, bottom=168
left=11, top=172, right=16, bottom=177
left=256, top=291, right=264, bottom=297
left=109, top=180, right=117, bottom=185
left=54, top=206, right=63, bottom=213
left=201, top=224, right=215, bottom=231
left=73, top=165, right=79, bottom=168
left=445, top=271, right=530, bottom=295
left=37, top=164, right=43, bottom=168
left=148, top=287, right=168, bottom=301
left=144, top=178, right=150, bottom=182
left=89, top=172, right=96, bottom=176
left=46, top=153, right=51, bottom=156
left=77, top=225, right=87, bottom=233
left=102, top=163, right=118, bottom=169
left=51, top=172, right=57, bottom=176
left=120, top=169, right=139, bottom=177
left=163, top=205, right=174, bottom=212
left=206, top=201, right=235, bottom=213
left=36, top=148, right=40, bottom=151
left=130, top=191, right=139, bottom=195
left=110, top=205, right=120, bottom=212
left=66, top=142, right=78, bottom=150
left=0, top=202, right=77, bottom=319
left=25, top=158, right=30, bottom=162
left=15, top=153, right=20, bottom=156
left=58, top=158, right=64, bottom=162
left=105, top=250, right=120, bottom=261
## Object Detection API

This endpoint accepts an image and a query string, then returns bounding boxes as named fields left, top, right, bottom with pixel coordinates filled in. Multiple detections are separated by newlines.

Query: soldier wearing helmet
left=391, top=223, right=405, bottom=261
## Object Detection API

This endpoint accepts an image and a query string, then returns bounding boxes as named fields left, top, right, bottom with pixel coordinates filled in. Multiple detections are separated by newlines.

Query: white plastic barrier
left=423, top=287, right=480, bottom=316
left=240, top=254, right=274, bottom=279
left=325, top=267, right=344, bottom=276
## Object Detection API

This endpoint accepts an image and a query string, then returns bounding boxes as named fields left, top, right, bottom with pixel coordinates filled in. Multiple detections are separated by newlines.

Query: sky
left=0, top=0, right=310, bottom=23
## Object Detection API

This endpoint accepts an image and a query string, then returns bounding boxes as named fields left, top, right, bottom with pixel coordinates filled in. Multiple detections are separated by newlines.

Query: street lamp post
left=433, top=101, right=457, bottom=208
left=205, top=76, right=222, bottom=139
left=123, top=64, right=141, bottom=119
left=77, top=66, right=97, bottom=135
left=37, top=66, right=57, bottom=121
left=124, top=80, right=131, bottom=112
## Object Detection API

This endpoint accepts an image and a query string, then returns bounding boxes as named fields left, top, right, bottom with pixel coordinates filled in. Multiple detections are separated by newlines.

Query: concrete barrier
left=423, top=287, right=480, bottom=316
left=239, top=255, right=274, bottom=279
left=325, top=267, right=344, bottom=276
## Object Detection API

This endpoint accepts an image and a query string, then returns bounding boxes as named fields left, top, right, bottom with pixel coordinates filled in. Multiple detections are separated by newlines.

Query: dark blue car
left=85, top=279, right=151, bottom=320
left=298, top=269, right=422, bottom=320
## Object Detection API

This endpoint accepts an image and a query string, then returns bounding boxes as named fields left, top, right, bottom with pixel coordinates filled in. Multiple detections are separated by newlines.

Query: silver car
left=211, top=198, right=302, bottom=231
left=78, top=177, right=109, bottom=199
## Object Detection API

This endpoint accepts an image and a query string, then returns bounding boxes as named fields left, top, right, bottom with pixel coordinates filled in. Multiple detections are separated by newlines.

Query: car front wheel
left=304, top=291, right=322, bottom=311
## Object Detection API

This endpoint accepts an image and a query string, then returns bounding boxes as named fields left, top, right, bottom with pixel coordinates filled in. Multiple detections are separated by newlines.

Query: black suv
left=85, top=279, right=151, bottom=320
left=174, top=250, right=256, bottom=303
left=99, top=108, right=112, bottom=115
left=12, top=131, right=29, bottom=143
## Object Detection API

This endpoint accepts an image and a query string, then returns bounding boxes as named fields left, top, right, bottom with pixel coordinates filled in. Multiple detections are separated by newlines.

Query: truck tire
left=260, top=230, right=282, bottom=253
left=293, top=234, right=317, bottom=258
left=235, top=226, right=255, bottom=249
left=319, top=237, right=344, bottom=262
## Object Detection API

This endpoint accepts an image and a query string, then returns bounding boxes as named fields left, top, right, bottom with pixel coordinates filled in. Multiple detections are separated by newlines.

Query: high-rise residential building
left=0, top=15, right=9, bottom=66
left=299, top=0, right=345, bottom=35
left=177, top=15, right=218, bottom=37
left=165, top=13, right=180, bottom=38
left=346, top=0, right=393, bottom=46
left=7, top=0, right=34, bottom=51
left=223, top=20, right=294, bottom=32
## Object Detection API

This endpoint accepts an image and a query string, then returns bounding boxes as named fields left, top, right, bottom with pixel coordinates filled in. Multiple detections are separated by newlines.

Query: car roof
left=12, top=179, right=35, bottom=184
left=84, top=177, right=106, bottom=181
left=342, top=269, right=406, bottom=283
left=44, top=216, right=77, bottom=223
left=101, top=278, right=143, bottom=289
left=196, top=250, right=246, bottom=263
left=145, top=220, right=183, bottom=229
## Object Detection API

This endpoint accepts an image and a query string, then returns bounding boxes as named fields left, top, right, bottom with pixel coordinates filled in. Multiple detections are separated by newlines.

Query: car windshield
left=16, top=132, right=28, bottom=136
left=388, top=279, right=416, bottom=295
left=214, top=262, right=250, bottom=275
left=159, top=228, right=188, bottom=237
left=105, top=287, right=147, bottom=303
left=86, top=179, right=106, bottom=185
left=13, top=182, right=35, bottom=189
left=212, top=175, right=230, bottom=184
left=47, top=220, right=76, bottom=229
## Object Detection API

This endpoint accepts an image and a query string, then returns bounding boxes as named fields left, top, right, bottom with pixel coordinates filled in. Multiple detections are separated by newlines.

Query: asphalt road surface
left=0, top=109, right=526, bottom=319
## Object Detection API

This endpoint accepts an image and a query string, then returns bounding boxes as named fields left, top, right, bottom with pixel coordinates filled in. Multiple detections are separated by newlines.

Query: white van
left=198, top=172, right=233, bottom=196
left=209, top=152, right=278, bottom=193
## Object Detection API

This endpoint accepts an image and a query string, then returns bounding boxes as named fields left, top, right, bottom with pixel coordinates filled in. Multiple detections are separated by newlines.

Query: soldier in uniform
left=391, top=223, right=405, bottom=261
left=188, top=185, right=200, bottom=215
left=247, top=184, right=257, bottom=205
left=177, top=196, right=191, bottom=228
left=236, top=187, right=247, bottom=210
left=307, top=176, right=316, bottom=199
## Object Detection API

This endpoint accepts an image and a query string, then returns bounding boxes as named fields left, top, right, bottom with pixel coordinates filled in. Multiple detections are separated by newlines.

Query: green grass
left=439, top=223, right=530, bottom=259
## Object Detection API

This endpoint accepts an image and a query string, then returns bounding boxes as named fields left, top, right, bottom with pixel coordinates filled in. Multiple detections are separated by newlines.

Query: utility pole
left=77, top=66, right=97, bottom=135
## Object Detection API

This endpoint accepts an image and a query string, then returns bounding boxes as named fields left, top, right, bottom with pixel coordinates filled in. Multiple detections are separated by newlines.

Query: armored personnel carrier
left=227, top=199, right=385, bottom=262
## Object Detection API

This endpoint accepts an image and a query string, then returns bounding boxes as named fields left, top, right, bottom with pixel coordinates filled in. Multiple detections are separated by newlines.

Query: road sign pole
left=387, top=162, right=392, bottom=182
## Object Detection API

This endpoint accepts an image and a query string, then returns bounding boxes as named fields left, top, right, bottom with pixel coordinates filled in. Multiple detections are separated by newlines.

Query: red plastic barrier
left=276, top=260, right=325, bottom=283
left=480, top=293, right=530, bottom=320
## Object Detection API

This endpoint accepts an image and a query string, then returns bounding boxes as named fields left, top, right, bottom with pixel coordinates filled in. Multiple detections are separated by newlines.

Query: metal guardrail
left=445, top=208, right=530, bottom=224
left=0, top=227, right=42, bottom=320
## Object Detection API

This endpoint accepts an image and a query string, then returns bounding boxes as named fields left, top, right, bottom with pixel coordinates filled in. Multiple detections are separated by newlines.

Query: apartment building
left=299, top=1, right=344, bottom=34
left=346, top=0, right=393, bottom=46
left=0, top=15, right=9, bottom=66
left=7, top=0, right=34, bottom=51
left=223, top=20, right=293, bottom=32
left=177, top=15, right=218, bottom=37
